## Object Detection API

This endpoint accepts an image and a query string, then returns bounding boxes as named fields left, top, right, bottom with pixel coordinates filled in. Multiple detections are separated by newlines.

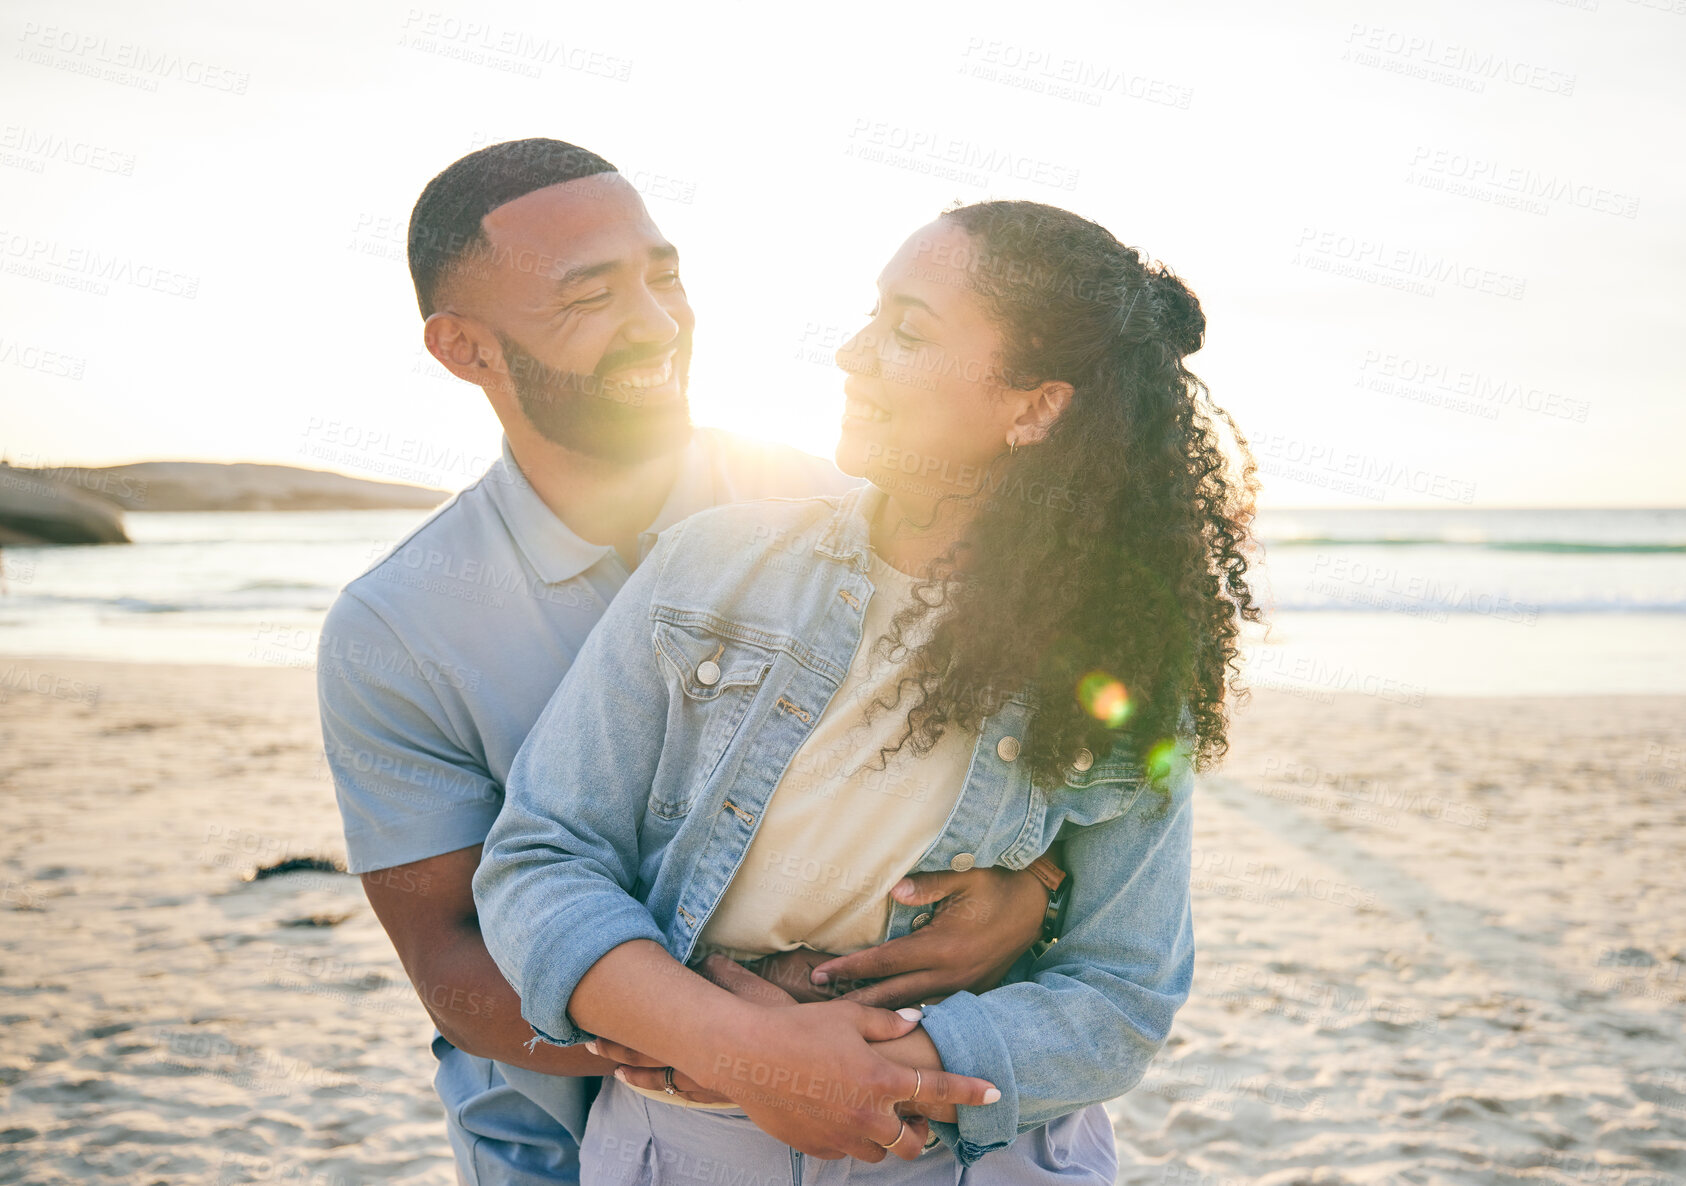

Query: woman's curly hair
left=870, top=200, right=1263, bottom=788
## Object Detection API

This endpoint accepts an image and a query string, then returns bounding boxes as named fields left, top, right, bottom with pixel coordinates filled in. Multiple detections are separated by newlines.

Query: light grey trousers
left=579, top=1075, right=1117, bottom=1186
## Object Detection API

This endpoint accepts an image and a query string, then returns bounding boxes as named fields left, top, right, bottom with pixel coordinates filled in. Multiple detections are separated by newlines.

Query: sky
left=1, top=0, right=1681, bottom=507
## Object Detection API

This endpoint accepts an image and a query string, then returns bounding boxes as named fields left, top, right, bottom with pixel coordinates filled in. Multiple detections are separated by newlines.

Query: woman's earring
left=1007, top=433, right=1019, bottom=456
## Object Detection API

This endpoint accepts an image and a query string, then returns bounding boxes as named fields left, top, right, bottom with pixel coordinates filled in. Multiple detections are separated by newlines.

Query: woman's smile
left=842, top=394, right=892, bottom=426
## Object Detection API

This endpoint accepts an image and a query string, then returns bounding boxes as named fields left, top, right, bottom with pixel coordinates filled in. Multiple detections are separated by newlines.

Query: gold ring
left=663, top=1067, right=678, bottom=1095
left=909, top=1068, right=922, bottom=1102
left=871, top=1118, right=907, bottom=1151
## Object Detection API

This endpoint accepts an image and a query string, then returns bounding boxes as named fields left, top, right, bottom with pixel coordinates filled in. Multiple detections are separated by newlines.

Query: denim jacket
left=474, top=482, right=1196, bottom=1167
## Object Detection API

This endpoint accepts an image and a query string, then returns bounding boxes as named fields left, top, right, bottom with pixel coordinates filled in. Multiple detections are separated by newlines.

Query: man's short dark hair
left=407, top=138, right=618, bottom=317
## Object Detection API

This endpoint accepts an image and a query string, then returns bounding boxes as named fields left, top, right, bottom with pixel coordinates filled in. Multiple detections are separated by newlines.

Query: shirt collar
left=485, top=431, right=717, bottom=586
left=636, top=427, right=717, bottom=560
left=484, top=437, right=615, bottom=586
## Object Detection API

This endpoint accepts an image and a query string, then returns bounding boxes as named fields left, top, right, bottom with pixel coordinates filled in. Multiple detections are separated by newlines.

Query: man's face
left=452, top=174, right=695, bottom=462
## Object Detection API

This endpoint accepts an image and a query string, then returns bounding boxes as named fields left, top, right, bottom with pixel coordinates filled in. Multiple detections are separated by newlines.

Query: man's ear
left=423, top=312, right=495, bottom=385
left=1010, top=380, right=1075, bottom=446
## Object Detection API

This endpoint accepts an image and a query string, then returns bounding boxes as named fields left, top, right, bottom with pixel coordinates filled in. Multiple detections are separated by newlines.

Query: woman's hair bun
left=1147, top=264, right=1205, bottom=357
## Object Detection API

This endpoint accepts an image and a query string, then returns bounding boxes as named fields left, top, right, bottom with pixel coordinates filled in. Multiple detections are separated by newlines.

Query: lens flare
left=1076, top=671, right=1130, bottom=728
left=1146, top=738, right=1180, bottom=782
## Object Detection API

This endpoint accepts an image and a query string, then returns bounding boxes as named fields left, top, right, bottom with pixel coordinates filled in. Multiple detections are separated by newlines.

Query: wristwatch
left=1028, top=855, right=1070, bottom=959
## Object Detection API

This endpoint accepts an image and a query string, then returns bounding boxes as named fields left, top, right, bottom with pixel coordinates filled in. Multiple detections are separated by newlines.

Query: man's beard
left=497, top=331, right=693, bottom=464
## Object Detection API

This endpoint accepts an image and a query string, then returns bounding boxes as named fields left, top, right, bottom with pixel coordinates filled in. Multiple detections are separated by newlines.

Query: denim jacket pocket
left=1033, top=753, right=1146, bottom=845
left=650, top=619, right=777, bottom=819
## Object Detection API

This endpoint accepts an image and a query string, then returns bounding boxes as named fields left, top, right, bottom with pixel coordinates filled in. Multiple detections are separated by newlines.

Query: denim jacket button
left=910, top=912, right=933, bottom=929
left=996, top=736, right=1021, bottom=762
left=1072, top=748, right=1095, bottom=772
left=949, top=852, right=976, bottom=872
left=695, top=660, right=721, bottom=687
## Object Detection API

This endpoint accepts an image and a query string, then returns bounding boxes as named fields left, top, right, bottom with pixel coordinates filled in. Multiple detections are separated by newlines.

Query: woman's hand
left=593, top=954, right=798, bottom=1104
left=562, top=940, right=997, bottom=1158
left=692, top=998, right=998, bottom=1161
left=870, top=1024, right=959, bottom=1123
left=809, top=866, right=1050, bottom=1006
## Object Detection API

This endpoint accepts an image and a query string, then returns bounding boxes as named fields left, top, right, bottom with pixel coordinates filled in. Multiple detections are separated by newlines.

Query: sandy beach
left=1, top=657, right=1681, bottom=1186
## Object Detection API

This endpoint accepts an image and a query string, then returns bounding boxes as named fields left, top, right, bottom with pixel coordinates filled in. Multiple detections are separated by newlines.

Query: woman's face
left=834, top=221, right=1023, bottom=503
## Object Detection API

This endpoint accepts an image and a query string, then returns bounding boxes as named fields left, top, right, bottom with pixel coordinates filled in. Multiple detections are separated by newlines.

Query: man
left=317, top=139, right=1061, bottom=1184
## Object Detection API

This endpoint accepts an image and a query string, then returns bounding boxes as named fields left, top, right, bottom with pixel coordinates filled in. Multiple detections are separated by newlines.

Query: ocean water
left=0, top=510, right=423, bottom=671
left=0, top=506, right=1682, bottom=697
left=1246, top=507, right=1686, bottom=697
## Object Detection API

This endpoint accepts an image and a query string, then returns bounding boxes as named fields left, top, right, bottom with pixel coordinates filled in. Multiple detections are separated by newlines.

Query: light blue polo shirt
left=317, top=427, right=853, bottom=1184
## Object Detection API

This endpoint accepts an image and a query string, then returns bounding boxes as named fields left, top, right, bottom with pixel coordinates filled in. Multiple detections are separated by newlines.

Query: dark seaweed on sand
left=248, top=855, right=346, bottom=879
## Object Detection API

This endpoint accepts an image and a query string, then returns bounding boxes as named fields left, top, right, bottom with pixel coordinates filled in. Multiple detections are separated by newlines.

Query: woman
left=474, top=200, right=1261, bottom=1181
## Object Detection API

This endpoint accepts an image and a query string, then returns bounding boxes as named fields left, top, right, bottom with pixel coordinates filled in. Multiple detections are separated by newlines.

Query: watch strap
left=1027, top=854, right=1067, bottom=894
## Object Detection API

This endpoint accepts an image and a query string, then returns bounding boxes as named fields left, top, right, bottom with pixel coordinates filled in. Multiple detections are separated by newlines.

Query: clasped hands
left=587, top=866, right=1043, bottom=1161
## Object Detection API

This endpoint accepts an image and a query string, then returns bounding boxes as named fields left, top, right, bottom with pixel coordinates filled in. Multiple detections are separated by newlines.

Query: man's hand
left=743, top=948, right=840, bottom=1003
left=808, top=866, right=1050, bottom=1007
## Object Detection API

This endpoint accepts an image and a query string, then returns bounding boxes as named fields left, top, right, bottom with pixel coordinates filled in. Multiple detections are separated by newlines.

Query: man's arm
left=316, top=589, right=606, bottom=1073
left=361, top=844, right=616, bottom=1075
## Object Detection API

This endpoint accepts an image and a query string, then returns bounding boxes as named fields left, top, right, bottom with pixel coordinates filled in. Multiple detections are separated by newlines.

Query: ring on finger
left=871, top=1118, right=907, bottom=1151
left=909, top=1068, right=921, bottom=1102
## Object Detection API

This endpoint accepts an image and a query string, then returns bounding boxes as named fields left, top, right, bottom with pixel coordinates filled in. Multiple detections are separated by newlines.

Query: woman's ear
left=1011, top=380, right=1075, bottom=446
